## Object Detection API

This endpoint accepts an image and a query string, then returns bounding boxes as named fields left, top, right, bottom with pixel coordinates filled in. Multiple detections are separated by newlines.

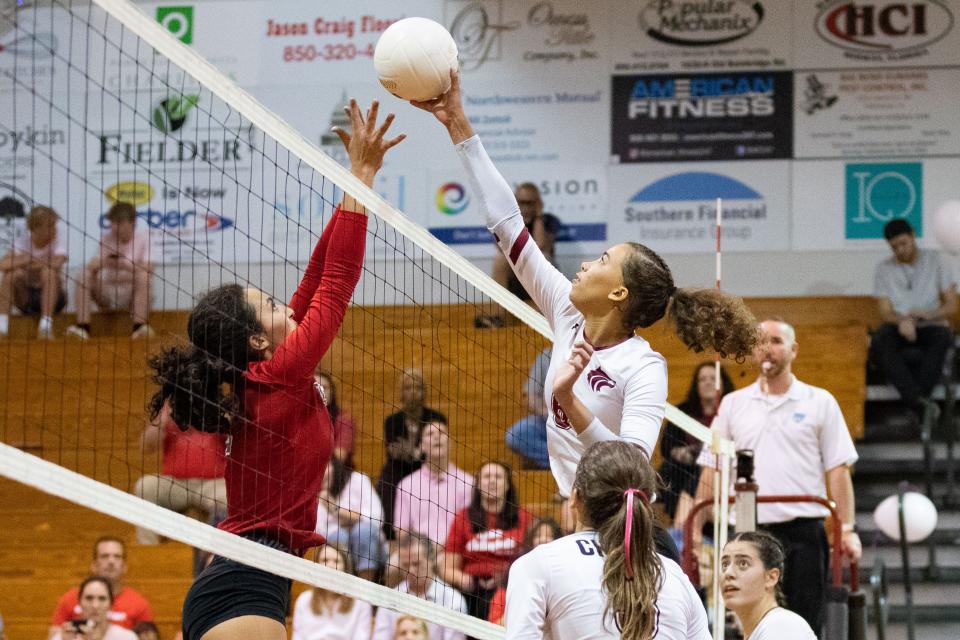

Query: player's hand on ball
left=553, top=341, right=594, bottom=396
left=333, top=99, right=406, bottom=184
left=410, top=70, right=468, bottom=133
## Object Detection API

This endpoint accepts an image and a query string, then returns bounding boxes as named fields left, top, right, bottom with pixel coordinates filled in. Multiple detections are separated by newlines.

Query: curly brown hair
left=620, top=243, right=758, bottom=360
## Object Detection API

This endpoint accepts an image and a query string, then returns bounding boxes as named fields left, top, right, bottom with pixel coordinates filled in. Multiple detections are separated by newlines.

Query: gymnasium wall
left=1, top=0, right=959, bottom=302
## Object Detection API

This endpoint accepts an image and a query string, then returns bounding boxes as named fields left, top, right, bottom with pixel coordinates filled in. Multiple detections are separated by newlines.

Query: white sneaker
left=131, top=324, right=155, bottom=339
left=37, top=322, right=54, bottom=340
left=64, top=325, right=91, bottom=340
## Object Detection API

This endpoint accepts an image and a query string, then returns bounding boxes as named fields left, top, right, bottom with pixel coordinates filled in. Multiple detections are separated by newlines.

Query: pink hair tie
left=622, top=488, right=649, bottom=580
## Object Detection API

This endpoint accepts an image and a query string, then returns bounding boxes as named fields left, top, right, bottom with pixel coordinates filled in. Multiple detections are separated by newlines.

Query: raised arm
left=261, top=100, right=405, bottom=382
left=413, top=72, right=572, bottom=327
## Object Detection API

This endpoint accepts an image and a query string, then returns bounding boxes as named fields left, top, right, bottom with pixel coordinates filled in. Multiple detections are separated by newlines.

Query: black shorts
left=181, top=534, right=293, bottom=640
left=16, top=286, right=66, bottom=315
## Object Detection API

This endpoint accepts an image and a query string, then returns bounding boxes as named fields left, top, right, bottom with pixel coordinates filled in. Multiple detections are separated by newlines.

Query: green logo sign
left=157, top=6, right=194, bottom=44
left=152, top=95, right=199, bottom=134
left=845, top=162, right=923, bottom=239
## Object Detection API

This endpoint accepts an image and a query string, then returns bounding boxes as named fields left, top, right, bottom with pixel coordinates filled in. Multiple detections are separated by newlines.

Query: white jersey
left=748, top=607, right=816, bottom=640
left=504, top=531, right=709, bottom=640
left=456, top=136, right=667, bottom=497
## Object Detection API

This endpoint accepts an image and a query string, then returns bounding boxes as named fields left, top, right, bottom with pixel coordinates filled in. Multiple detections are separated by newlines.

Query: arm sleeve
left=133, top=595, right=155, bottom=623
left=370, top=607, right=393, bottom=640
left=258, top=209, right=367, bottom=382
left=52, top=224, right=67, bottom=257
left=357, top=602, right=372, bottom=639
left=615, top=359, right=668, bottom=456
left=503, top=553, right=548, bottom=640
left=937, top=252, right=958, bottom=291
left=50, top=591, right=74, bottom=625
left=575, top=358, right=667, bottom=455
left=393, top=476, right=411, bottom=535
left=819, top=392, right=859, bottom=470
left=873, top=262, right=891, bottom=299
left=288, top=207, right=344, bottom=323
left=444, top=511, right=470, bottom=555
left=333, top=414, right=355, bottom=453
left=455, top=136, right=572, bottom=330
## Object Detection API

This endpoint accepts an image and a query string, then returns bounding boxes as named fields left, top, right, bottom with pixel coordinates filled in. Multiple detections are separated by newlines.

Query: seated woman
left=291, top=546, right=373, bottom=640
left=440, top=461, right=533, bottom=621
left=315, top=370, right=356, bottom=466
left=316, top=456, right=387, bottom=582
left=377, top=369, right=446, bottom=539
left=721, top=531, right=816, bottom=640
left=52, top=577, right=138, bottom=640
left=658, top=362, right=733, bottom=523
left=133, top=402, right=227, bottom=545
left=487, top=517, right=562, bottom=625
left=393, top=616, right=429, bottom=640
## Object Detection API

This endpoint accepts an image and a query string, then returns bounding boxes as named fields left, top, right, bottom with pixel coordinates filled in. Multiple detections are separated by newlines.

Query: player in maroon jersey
left=148, top=100, right=404, bottom=640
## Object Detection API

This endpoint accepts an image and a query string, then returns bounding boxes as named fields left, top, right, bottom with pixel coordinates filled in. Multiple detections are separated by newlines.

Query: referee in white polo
left=690, top=318, right=862, bottom=636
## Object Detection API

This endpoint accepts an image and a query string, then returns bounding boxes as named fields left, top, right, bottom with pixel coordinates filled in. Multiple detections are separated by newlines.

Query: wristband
left=841, top=523, right=857, bottom=534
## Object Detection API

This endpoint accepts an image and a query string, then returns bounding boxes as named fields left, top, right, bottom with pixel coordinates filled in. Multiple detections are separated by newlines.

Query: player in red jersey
left=148, top=100, right=404, bottom=640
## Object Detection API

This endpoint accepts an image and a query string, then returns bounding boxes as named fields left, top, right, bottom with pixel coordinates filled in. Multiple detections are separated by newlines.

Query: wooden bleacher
left=0, top=297, right=874, bottom=639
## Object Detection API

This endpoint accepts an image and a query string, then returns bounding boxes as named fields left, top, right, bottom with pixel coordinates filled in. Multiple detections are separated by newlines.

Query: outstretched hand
left=332, top=99, right=405, bottom=186
left=553, top=341, right=594, bottom=397
left=409, top=70, right=475, bottom=144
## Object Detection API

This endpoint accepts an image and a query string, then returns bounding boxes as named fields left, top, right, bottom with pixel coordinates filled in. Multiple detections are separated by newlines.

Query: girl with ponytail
left=157, top=100, right=405, bottom=640
left=503, top=441, right=709, bottom=639
left=415, top=71, right=759, bottom=501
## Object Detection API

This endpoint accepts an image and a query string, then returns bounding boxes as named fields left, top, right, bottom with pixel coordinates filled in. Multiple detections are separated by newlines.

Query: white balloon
left=932, top=200, right=960, bottom=251
left=873, top=492, right=938, bottom=542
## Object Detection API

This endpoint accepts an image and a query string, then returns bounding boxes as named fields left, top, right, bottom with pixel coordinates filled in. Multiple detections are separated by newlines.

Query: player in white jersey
left=720, top=531, right=816, bottom=640
left=504, top=441, right=709, bottom=640
left=414, top=73, right=758, bottom=497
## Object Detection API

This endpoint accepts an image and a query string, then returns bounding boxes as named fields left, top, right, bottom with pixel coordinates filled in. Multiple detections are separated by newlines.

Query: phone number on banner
left=282, top=43, right=376, bottom=62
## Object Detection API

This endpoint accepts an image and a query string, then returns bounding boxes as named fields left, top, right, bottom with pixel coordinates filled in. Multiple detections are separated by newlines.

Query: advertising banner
left=611, top=71, right=793, bottom=163
left=794, top=67, right=960, bottom=159
left=607, top=161, right=791, bottom=253
left=609, top=0, right=793, bottom=73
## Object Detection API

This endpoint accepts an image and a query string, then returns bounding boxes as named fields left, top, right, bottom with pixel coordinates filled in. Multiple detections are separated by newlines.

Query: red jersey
left=445, top=507, right=534, bottom=578
left=51, top=586, right=153, bottom=628
left=218, top=207, right=367, bottom=553
left=160, top=404, right=226, bottom=479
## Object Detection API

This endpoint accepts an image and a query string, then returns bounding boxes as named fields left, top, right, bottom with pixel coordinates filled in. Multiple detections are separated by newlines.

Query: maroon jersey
left=218, top=207, right=367, bottom=553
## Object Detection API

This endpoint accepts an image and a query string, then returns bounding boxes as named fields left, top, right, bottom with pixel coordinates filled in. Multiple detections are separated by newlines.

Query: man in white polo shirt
left=691, top=318, right=861, bottom=636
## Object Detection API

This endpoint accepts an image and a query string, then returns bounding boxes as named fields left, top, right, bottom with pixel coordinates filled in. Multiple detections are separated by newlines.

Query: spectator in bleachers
left=392, top=616, right=429, bottom=640
left=486, top=517, right=562, bottom=625
left=315, top=370, right=356, bottom=465
left=291, top=546, right=372, bottom=640
left=504, top=347, right=551, bottom=470
left=373, top=534, right=467, bottom=640
left=658, top=362, right=734, bottom=522
left=132, top=402, right=227, bottom=545
left=132, top=621, right=160, bottom=640
left=49, top=537, right=154, bottom=638
left=394, top=419, right=473, bottom=548
left=377, top=369, right=447, bottom=539
left=476, top=183, right=561, bottom=328
left=316, top=455, right=386, bottom=583
left=51, top=576, right=138, bottom=640
left=440, top=461, right=533, bottom=621
left=872, top=218, right=957, bottom=413
left=65, top=202, right=154, bottom=339
left=0, top=204, right=67, bottom=339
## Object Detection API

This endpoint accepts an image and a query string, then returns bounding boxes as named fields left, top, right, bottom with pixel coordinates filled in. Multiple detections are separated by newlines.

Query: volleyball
left=374, top=17, right=459, bottom=102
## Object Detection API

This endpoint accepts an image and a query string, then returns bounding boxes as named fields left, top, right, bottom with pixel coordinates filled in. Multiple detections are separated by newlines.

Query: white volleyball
left=873, top=492, right=938, bottom=543
left=932, top=200, right=960, bottom=251
left=374, top=17, right=459, bottom=102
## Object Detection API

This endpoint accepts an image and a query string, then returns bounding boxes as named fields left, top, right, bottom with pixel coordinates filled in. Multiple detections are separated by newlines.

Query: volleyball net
left=0, top=1, right=734, bottom=638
